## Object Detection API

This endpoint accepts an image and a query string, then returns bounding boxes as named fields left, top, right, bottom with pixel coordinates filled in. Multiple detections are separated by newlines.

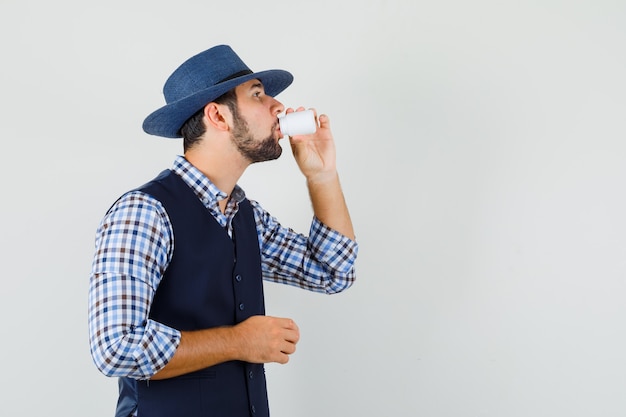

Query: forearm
left=307, top=171, right=355, bottom=241
left=287, top=110, right=355, bottom=240
left=151, top=315, right=299, bottom=380
left=151, top=327, right=239, bottom=380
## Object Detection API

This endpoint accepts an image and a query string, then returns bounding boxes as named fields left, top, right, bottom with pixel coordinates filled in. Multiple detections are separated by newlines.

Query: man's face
left=229, top=79, right=285, bottom=163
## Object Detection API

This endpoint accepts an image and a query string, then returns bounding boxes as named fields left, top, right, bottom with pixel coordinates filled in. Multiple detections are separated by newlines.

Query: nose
left=271, top=97, right=284, bottom=116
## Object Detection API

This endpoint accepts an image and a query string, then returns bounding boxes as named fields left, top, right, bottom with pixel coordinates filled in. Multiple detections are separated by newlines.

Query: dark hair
left=181, top=88, right=238, bottom=152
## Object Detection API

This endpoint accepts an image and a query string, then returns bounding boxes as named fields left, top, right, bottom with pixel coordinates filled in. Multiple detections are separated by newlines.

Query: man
left=88, top=44, right=357, bottom=417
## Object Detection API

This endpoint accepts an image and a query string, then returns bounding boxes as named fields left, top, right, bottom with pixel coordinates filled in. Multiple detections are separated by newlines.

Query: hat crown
left=163, top=45, right=251, bottom=104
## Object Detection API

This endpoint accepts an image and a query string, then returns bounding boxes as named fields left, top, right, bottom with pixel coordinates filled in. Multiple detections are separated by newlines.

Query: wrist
left=227, top=324, right=247, bottom=361
left=306, top=170, right=339, bottom=187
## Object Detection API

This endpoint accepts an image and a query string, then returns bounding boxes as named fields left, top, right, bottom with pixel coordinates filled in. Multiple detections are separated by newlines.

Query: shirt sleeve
left=88, top=191, right=181, bottom=379
left=251, top=200, right=359, bottom=294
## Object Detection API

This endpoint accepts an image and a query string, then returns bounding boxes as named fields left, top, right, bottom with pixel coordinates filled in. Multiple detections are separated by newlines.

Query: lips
left=274, top=121, right=283, bottom=139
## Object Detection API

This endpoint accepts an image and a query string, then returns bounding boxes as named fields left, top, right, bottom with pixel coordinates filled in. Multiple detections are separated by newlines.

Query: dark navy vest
left=134, top=169, right=269, bottom=417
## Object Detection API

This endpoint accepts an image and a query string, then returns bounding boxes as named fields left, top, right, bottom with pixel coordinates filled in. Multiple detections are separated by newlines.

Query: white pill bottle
left=278, top=109, right=317, bottom=136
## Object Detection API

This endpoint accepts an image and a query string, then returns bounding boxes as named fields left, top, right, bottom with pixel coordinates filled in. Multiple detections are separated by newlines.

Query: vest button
left=251, top=405, right=257, bottom=414
left=235, top=274, right=242, bottom=282
left=249, top=371, right=254, bottom=379
left=239, top=303, right=245, bottom=311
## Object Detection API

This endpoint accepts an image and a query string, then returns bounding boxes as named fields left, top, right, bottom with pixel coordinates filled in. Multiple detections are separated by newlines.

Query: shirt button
left=251, top=405, right=256, bottom=414
left=239, top=303, right=245, bottom=311
left=249, top=371, right=254, bottom=379
left=235, top=274, right=242, bottom=282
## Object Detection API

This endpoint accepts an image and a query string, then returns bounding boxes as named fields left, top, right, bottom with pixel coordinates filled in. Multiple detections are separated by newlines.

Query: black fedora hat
left=143, top=45, right=293, bottom=138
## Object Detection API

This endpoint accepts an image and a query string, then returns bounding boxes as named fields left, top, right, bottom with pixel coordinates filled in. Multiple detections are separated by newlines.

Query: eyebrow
left=250, top=82, right=264, bottom=90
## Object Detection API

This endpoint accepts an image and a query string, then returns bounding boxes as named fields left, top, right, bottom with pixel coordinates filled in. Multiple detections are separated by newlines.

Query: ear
left=204, top=102, right=231, bottom=132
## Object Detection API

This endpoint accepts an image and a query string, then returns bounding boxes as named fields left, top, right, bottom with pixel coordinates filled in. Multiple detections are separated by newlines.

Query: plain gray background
left=1, top=0, right=625, bottom=416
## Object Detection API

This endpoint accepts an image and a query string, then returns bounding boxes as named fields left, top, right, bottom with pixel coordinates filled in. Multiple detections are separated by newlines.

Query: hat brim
left=142, top=69, right=293, bottom=138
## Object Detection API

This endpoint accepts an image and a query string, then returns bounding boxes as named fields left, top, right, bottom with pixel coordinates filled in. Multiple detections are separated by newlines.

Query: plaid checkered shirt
left=88, top=156, right=358, bottom=379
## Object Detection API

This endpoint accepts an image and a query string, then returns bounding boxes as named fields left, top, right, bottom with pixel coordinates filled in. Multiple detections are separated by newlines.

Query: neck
left=185, top=145, right=250, bottom=202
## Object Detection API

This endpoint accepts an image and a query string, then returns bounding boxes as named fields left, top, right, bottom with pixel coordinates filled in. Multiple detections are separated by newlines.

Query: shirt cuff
left=133, top=320, right=181, bottom=379
left=308, top=216, right=359, bottom=274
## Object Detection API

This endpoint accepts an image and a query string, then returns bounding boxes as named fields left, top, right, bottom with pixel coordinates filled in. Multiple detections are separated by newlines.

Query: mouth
left=274, top=121, right=283, bottom=139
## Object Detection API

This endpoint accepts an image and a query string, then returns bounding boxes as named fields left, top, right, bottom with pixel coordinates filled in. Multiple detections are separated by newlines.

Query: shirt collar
left=171, top=155, right=246, bottom=208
